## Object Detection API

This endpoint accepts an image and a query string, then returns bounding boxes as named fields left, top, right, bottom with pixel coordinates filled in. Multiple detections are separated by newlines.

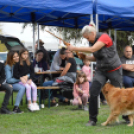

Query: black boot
left=0, top=107, right=13, bottom=114
left=86, top=120, right=96, bottom=126
left=13, top=106, right=24, bottom=114
left=122, top=116, right=130, bottom=124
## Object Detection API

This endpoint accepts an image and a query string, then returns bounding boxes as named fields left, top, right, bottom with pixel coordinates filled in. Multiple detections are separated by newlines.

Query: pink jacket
left=73, top=81, right=89, bottom=98
left=82, top=65, right=91, bottom=82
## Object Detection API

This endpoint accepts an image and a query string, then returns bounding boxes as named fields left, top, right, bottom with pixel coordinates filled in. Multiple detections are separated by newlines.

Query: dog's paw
left=127, top=123, right=133, bottom=127
left=101, top=122, right=107, bottom=126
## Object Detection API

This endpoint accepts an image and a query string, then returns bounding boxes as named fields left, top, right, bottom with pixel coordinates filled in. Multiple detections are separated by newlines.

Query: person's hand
left=0, top=84, right=1, bottom=87
left=63, top=40, right=70, bottom=47
left=78, top=53, right=86, bottom=60
left=76, top=88, right=81, bottom=92
left=20, top=77, right=26, bottom=84
left=68, top=44, right=75, bottom=51
left=27, top=79, right=32, bottom=85
left=79, top=90, right=83, bottom=95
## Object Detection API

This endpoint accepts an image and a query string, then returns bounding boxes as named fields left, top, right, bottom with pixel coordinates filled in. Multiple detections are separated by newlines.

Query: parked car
left=0, top=34, right=33, bottom=62
left=0, top=52, right=7, bottom=63
left=0, top=34, right=25, bottom=52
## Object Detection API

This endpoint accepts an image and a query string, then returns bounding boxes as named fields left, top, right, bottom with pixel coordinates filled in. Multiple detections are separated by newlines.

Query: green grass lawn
left=0, top=92, right=134, bottom=134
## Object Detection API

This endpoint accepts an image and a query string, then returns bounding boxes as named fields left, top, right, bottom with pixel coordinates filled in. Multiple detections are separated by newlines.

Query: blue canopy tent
left=0, top=0, right=93, bottom=54
left=0, top=0, right=93, bottom=24
left=94, top=0, right=134, bottom=30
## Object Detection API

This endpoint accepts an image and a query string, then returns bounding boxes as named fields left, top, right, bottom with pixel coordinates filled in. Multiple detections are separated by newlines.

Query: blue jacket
left=5, top=64, right=20, bottom=84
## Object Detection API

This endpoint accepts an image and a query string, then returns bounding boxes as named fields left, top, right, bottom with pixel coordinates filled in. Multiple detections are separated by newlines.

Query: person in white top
left=50, top=48, right=67, bottom=71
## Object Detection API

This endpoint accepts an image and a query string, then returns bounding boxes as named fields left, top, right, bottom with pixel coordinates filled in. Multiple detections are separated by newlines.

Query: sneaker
left=28, top=103, right=35, bottom=112
left=86, top=120, right=96, bottom=126
left=41, top=104, right=45, bottom=109
left=51, top=102, right=59, bottom=107
left=13, top=106, right=24, bottom=114
left=52, top=82, right=58, bottom=86
left=70, top=99, right=73, bottom=105
left=83, top=105, right=88, bottom=111
left=33, top=103, right=40, bottom=111
left=0, top=107, right=13, bottom=114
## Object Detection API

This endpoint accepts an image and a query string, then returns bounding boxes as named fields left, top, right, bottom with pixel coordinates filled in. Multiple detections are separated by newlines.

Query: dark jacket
left=90, top=32, right=121, bottom=71
left=38, top=46, right=50, bottom=64
left=0, top=62, right=6, bottom=84
left=32, top=59, right=48, bottom=71
left=13, top=61, right=35, bottom=81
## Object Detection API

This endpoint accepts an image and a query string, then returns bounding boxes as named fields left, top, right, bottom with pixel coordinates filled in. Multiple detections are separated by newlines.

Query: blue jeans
left=123, top=76, right=134, bottom=88
left=12, top=83, right=26, bottom=107
left=43, top=80, right=66, bottom=101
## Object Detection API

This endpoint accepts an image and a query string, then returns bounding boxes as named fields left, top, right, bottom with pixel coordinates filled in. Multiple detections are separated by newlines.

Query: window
left=7, top=41, right=21, bottom=47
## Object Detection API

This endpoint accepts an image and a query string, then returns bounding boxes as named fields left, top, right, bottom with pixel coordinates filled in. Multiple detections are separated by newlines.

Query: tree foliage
left=111, top=30, right=134, bottom=57
left=22, top=23, right=134, bottom=57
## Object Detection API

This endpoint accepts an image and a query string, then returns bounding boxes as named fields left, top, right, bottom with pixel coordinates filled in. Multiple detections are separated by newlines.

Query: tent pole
left=114, top=30, right=117, bottom=48
left=109, top=29, right=111, bottom=36
left=96, top=14, right=100, bottom=108
left=37, top=23, right=40, bottom=49
left=96, top=14, right=99, bottom=32
left=33, top=23, right=35, bottom=58
left=90, top=14, right=93, bottom=23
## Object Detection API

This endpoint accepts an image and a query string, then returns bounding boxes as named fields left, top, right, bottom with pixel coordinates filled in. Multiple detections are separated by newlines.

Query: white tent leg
left=90, top=14, right=93, bottom=24
left=109, top=29, right=111, bottom=37
left=33, top=23, right=36, bottom=58
left=96, top=14, right=99, bottom=32
left=96, top=14, right=100, bottom=108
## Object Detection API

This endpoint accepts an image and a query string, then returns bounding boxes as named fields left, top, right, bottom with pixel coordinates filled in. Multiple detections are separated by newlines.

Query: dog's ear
left=102, top=83, right=110, bottom=94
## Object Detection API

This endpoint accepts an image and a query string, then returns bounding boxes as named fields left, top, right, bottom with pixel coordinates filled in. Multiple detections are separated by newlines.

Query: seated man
left=120, top=46, right=134, bottom=88
left=43, top=49, right=77, bottom=104
left=50, top=47, right=67, bottom=71
left=0, top=62, right=13, bottom=114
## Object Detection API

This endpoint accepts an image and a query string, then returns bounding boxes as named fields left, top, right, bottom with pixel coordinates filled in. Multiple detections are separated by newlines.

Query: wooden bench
left=37, top=86, right=60, bottom=90
left=37, top=86, right=60, bottom=108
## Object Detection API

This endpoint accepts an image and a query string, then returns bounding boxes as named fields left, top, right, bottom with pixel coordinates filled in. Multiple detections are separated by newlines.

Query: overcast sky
left=1, top=23, right=88, bottom=50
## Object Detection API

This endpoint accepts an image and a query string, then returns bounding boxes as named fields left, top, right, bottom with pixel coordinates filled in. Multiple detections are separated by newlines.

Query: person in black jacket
left=13, top=48, right=40, bottom=112
left=0, top=62, right=13, bottom=114
left=35, top=39, right=50, bottom=68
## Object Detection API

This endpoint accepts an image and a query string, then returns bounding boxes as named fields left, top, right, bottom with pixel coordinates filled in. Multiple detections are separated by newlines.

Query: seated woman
left=33, top=50, right=48, bottom=74
left=43, top=49, right=77, bottom=104
left=32, top=50, right=52, bottom=107
left=35, top=39, right=50, bottom=68
left=5, top=51, right=26, bottom=113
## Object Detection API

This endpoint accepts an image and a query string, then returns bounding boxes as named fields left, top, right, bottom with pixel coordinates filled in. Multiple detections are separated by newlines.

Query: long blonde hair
left=19, top=48, right=30, bottom=66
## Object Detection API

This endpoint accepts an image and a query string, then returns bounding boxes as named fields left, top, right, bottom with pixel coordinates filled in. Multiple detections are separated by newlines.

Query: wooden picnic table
left=35, top=70, right=62, bottom=75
